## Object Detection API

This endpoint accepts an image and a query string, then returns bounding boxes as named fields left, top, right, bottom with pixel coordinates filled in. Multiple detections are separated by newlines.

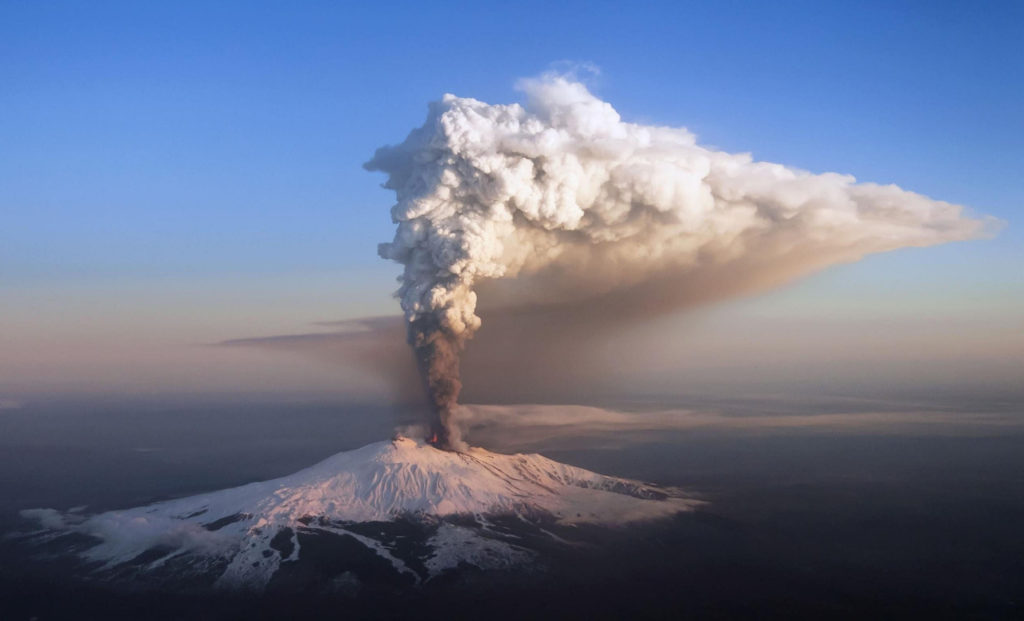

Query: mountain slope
left=21, top=437, right=698, bottom=588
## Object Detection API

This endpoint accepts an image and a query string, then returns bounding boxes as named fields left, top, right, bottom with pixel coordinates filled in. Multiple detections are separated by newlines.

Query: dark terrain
left=1, top=395, right=1022, bottom=619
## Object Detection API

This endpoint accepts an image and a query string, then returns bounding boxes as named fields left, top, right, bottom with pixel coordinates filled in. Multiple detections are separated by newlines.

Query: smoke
left=366, top=73, right=988, bottom=449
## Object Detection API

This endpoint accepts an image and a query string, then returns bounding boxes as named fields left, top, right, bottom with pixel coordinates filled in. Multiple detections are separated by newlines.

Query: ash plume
left=366, top=73, right=988, bottom=449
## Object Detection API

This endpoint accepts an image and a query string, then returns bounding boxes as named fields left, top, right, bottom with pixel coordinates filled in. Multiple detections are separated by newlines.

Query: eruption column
left=367, top=73, right=986, bottom=448
left=410, top=316, right=465, bottom=448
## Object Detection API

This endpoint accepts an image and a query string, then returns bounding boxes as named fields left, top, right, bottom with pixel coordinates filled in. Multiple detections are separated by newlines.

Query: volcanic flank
left=21, top=437, right=697, bottom=589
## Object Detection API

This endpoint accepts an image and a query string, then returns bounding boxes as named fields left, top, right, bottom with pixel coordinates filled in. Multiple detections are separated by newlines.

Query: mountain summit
left=22, top=437, right=697, bottom=589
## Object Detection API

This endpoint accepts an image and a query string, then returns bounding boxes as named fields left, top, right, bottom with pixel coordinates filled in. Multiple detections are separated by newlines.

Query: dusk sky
left=2, top=1, right=1021, bottom=400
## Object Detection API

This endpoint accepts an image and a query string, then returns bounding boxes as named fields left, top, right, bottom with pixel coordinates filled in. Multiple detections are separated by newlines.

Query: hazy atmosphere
left=3, top=2, right=1021, bottom=408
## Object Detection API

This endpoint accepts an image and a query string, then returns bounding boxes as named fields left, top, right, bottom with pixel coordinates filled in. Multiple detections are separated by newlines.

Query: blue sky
left=1, top=1, right=1021, bottom=398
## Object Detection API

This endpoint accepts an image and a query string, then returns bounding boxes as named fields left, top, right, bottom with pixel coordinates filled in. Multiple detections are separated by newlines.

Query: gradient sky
left=1, top=1, right=1021, bottom=400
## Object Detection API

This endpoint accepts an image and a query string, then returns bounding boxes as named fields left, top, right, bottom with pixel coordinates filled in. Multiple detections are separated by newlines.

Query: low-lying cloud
left=453, top=403, right=1024, bottom=451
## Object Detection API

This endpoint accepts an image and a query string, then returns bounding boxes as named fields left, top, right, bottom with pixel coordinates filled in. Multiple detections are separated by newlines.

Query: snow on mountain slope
left=21, top=437, right=698, bottom=589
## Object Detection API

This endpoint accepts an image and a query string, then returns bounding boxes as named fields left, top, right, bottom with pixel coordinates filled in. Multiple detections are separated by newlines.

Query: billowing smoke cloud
left=366, top=74, right=986, bottom=449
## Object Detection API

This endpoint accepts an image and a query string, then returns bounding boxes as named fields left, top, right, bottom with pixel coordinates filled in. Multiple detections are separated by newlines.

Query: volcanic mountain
left=21, top=437, right=697, bottom=590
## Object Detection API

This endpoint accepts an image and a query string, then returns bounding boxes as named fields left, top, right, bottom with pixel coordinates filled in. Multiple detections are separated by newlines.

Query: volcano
left=21, top=437, right=697, bottom=590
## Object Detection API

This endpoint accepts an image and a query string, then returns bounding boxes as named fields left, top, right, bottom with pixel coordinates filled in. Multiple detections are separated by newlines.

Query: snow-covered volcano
left=21, top=437, right=698, bottom=589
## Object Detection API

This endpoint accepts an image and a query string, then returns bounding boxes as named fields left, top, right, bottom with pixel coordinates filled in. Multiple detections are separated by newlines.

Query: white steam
left=367, top=74, right=986, bottom=446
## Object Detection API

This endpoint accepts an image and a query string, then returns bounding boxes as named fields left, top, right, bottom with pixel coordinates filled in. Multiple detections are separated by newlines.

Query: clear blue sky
left=1, top=1, right=1021, bottom=398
